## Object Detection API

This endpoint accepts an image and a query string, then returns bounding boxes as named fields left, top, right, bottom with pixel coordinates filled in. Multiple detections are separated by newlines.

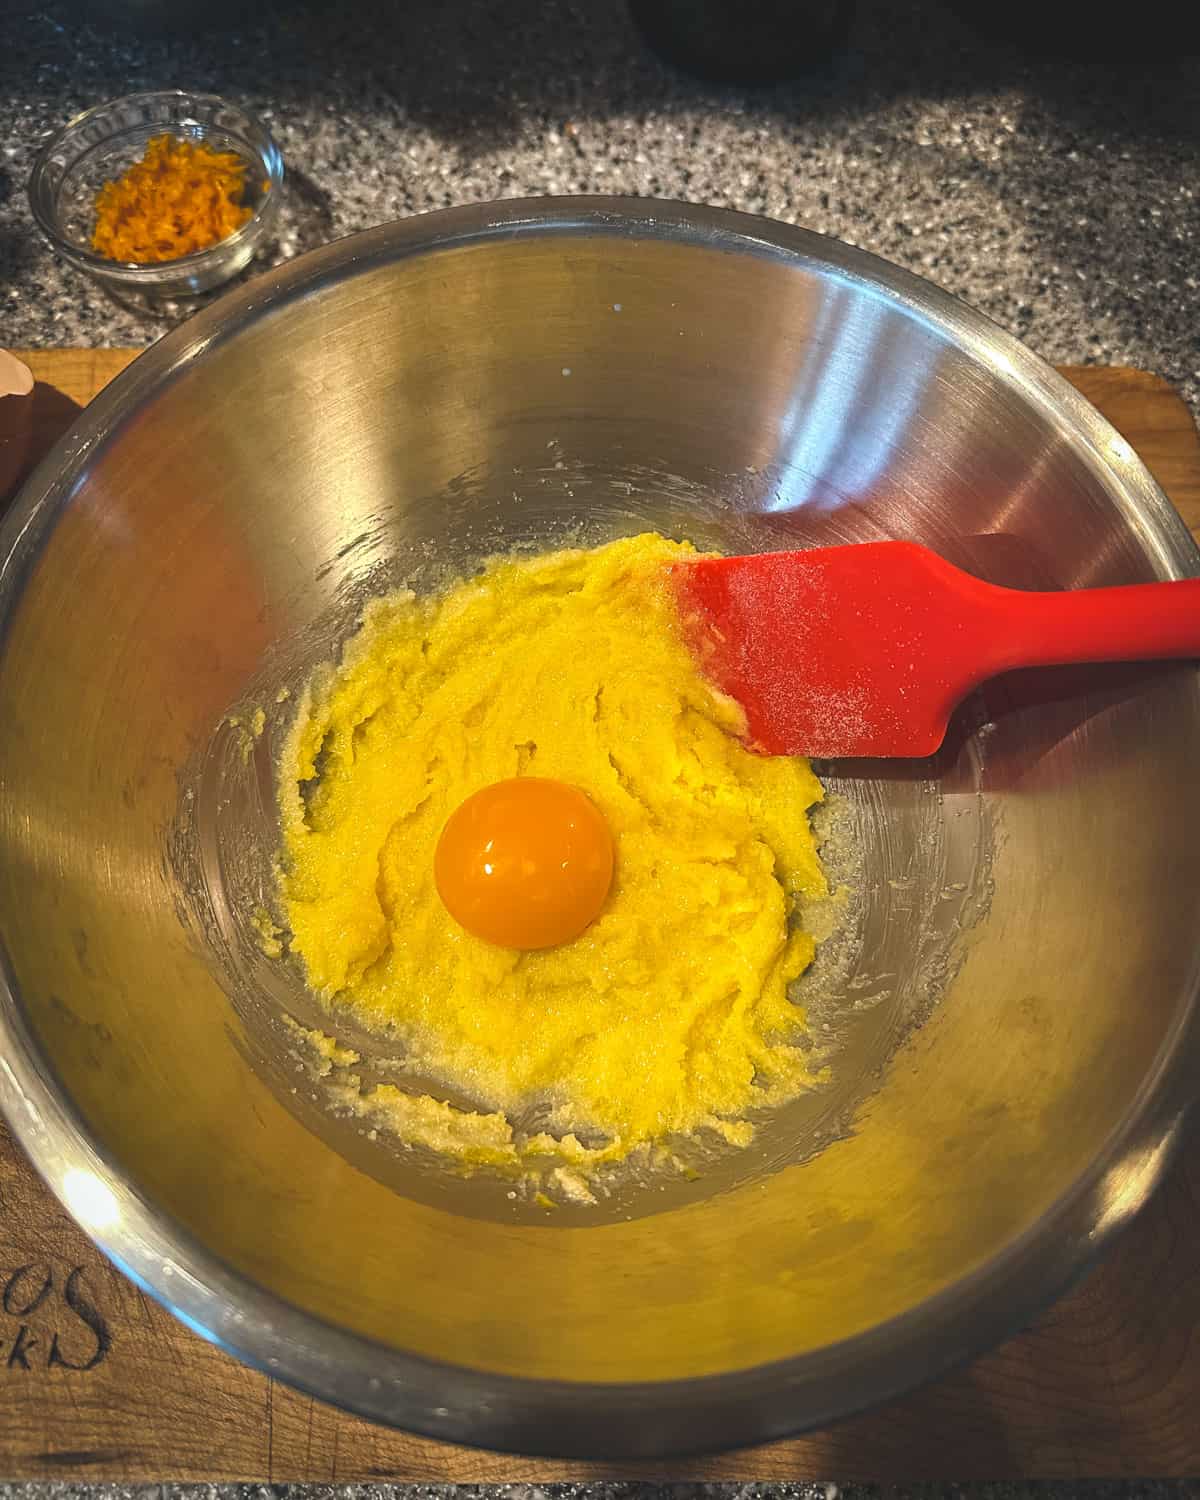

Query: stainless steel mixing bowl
left=1, top=199, right=1198, bottom=1458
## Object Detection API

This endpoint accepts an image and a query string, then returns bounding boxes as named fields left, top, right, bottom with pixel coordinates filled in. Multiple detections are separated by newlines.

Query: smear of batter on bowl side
left=275, top=533, right=828, bottom=1183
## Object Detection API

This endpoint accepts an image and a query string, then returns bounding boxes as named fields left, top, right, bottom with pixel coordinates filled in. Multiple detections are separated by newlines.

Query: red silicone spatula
left=673, top=540, right=1200, bottom=759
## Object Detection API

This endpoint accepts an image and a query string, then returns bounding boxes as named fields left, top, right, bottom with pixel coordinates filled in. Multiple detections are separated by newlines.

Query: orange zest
left=91, top=133, right=257, bottom=264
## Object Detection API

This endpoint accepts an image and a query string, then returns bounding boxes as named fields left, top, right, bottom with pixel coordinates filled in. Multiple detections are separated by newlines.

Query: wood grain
left=17, top=347, right=140, bottom=406
left=1064, top=366, right=1200, bottom=538
left=0, top=351, right=138, bottom=506
left=0, top=354, right=1198, bottom=1482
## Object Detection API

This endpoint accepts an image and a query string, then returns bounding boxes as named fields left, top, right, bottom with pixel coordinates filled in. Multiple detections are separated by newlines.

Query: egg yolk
left=434, top=777, right=614, bottom=950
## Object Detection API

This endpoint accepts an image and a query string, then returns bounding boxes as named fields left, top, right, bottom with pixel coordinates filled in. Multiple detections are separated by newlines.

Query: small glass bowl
left=28, top=90, right=284, bottom=303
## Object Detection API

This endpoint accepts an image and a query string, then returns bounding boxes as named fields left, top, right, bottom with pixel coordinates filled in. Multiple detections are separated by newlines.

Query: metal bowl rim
left=1, top=196, right=1197, bottom=1458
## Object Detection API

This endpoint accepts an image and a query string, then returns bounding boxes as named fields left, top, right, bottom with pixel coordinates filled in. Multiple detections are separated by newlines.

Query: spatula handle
left=997, top=576, right=1200, bottom=670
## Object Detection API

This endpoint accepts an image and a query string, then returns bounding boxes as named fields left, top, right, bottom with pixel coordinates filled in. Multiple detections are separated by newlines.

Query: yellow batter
left=277, top=534, right=827, bottom=1173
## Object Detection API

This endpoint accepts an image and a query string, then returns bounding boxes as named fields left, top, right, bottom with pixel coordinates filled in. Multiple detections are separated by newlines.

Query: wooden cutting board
left=2, top=351, right=1199, bottom=1482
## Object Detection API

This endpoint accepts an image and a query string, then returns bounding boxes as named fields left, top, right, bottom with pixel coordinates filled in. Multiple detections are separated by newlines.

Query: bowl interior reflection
left=1, top=205, right=1197, bottom=1455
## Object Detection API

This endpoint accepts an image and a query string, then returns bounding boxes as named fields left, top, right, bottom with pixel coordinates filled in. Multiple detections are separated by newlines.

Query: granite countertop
left=3, top=0, right=1199, bottom=417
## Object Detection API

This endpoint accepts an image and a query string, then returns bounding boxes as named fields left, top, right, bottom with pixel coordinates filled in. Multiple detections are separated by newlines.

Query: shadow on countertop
left=5, top=0, right=1199, bottom=152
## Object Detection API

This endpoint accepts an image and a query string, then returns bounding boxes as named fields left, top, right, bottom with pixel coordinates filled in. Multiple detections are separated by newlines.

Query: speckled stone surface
left=2, top=0, right=1199, bottom=414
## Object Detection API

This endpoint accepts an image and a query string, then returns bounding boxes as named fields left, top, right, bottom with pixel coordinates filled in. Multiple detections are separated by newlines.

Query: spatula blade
left=673, top=542, right=990, bottom=758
